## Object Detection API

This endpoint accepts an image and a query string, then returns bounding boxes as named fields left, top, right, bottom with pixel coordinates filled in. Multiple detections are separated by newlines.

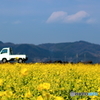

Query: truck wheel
left=2, top=58, right=7, bottom=63
left=18, top=58, right=23, bottom=63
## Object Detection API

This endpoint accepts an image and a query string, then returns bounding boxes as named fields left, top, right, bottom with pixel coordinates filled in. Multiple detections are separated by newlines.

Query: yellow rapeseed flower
left=5, top=90, right=13, bottom=98
left=42, top=91, right=51, bottom=99
left=1, top=63, right=100, bottom=99
left=97, top=88, right=100, bottom=92
left=76, top=79, right=82, bottom=83
left=37, top=83, right=50, bottom=91
left=0, top=91, right=6, bottom=97
left=54, top=96, right=64, bottom=100
left=37, top=83, right=44, bottom=91
left=25, top=90, right=32, bottom=98
left=0, top=78, right=3, bottom=86
left=21, top=68, right=28, bottom=76
left=79, top=98, right=87, bottom=100
left=42, top=83, right=50, bottom=90
left=90, top=96, right=98, bottom=99
left=37, top=96, right=44, bottom=100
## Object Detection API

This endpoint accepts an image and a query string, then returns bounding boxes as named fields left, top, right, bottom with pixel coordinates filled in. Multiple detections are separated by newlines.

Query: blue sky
left=0, top=0, right=100, bottom=45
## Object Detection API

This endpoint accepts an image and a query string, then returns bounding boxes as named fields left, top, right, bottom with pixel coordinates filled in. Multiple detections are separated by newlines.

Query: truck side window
left=1, top=49, right=7, bottom=54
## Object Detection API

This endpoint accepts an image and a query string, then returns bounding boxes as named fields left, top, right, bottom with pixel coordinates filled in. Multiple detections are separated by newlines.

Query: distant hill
left=0, top=40, right=100, bottom=63
left=38, top=41, right=100, bottom=63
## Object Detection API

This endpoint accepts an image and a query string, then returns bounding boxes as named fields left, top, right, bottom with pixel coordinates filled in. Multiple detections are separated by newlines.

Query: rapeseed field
left=0, top=63, right=100, bottom=100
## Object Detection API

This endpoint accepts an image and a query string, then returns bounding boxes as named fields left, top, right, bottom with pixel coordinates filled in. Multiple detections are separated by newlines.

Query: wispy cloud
left=65, top=11, right=89, bottom=23
left=86, top=18, right=96, bottom=24
left=46, top=11, right=91, bottom=23
left=46, top=11, right=67, bottom=23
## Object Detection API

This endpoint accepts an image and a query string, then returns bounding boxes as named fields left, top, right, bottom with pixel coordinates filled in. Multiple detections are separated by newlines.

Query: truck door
left=0, top=48, right=9, bottom=61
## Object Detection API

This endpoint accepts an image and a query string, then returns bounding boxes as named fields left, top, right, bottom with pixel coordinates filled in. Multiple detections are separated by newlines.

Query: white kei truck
left=0, top=47, right=28, bottom=63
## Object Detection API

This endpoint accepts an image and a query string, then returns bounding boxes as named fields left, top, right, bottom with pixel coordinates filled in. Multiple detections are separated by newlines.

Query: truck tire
left=18, top=58, right=23, bottom=63
left=2, top=58, right=7, bottom=63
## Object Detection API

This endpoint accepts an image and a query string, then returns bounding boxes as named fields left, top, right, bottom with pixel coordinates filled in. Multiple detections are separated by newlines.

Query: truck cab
left=0, top=48, right=12, bottom=55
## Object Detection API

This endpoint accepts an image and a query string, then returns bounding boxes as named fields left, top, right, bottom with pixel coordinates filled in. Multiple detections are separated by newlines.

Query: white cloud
left=65, top=11, right=89, bottom=23
left=86, top=18, right=96, bottom=24
left=46, top=11, right=89, bottom=23
left=46, top=11, right=67, bottom=23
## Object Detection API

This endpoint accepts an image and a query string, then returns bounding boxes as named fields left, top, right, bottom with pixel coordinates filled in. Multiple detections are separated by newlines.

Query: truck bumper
left=24, top=57, right=28, bottom=61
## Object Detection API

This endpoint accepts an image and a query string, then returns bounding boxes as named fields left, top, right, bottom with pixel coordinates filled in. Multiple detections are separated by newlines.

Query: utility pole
left=76, top=53, right=78, bottom=63
left=65, top=55, right=66, bottom=62
left=84, top=53, right=86, bottom=61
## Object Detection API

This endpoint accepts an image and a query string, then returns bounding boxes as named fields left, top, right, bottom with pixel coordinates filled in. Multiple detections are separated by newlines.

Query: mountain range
left=0, top=40, right=100, bottom=63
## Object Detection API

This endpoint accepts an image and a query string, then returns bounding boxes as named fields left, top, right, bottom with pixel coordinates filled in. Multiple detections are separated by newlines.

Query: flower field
left=0, top=63, right=100, bottom=100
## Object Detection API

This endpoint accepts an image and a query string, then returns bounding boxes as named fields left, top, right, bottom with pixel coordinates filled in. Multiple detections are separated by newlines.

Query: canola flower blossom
left=0, top=63, right=100, bottom=99
left=37, top=96, right=44, bottom=100
left=54, top=96, right=64, bottom=100
left=37, top=83, right=50, bottom=91
left=21, top=68, right=28, bottom=76
left=0, top=78, right=3, bottom=86
left=25, top=90, right=32, bottom=98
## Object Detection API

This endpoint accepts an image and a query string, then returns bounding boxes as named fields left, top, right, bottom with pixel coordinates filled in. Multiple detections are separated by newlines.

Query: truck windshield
left=1, top=49, right=7, bottom=54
